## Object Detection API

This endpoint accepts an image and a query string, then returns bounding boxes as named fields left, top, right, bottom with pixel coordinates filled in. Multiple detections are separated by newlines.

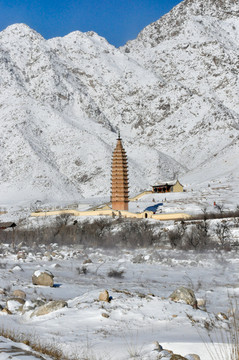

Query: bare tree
left=215, top=221, right=231, bottom=247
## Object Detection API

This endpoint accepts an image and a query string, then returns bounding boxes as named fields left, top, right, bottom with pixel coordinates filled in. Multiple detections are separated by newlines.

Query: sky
left=0, top=0, right=182, bottom=47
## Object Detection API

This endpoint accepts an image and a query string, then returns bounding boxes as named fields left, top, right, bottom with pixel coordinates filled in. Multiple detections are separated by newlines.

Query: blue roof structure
left=144, top=203, right=163, bottom=212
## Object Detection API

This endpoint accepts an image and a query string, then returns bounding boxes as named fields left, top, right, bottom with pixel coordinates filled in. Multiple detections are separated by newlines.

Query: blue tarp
left=144, top=203, right=163, bottom=212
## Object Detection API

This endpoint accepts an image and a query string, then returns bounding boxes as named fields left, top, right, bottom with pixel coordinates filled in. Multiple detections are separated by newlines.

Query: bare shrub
left=168, top=228, right=183, bottom=249
left=76, top=266, right=88, bottom=275
left=167, top=220, right=217, bottom=251
left=168, top=221, right=186, bottom=249
left=203, top=298, right=239, bottom=360
left=112, top=220, right=160, bottom=248
left=214, top=221, right=231, bottom=248
left=183, top=224, right=208, bottom=250
left=107, top=269, right=124, bottom=278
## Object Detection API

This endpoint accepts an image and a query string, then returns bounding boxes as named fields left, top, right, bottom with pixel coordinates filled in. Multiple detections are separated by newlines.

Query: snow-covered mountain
left=0, top=0, right=238, bottom=206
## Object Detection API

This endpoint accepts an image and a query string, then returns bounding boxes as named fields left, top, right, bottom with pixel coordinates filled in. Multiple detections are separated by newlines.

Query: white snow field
left=0, top=243, right=238, bottom=360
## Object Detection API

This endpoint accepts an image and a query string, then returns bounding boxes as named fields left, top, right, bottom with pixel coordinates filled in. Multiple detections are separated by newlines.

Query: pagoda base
left=112, top=201, right=128, bottom=211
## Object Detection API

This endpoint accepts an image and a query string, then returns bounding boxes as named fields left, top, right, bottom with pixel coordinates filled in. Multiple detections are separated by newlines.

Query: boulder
left=196, top=298, right=206, bottom=308
left=185, top=355, right=201, bottom=360
left=17, top=251, right=26, bottom=260
left=132, top=254, right=144, bottom=263
left=30, top=300, right=67, bottom=317
left=44, top=252, right=52, bottom=261
left=12, top=289, right=26, bottom=299
left=6, top=297, right=25, bottom=313
left=169, top=287, right=197, bottom=308
left=170, top=355, right=187, bottom=360
left=99, top=290, right=109, bottom=302
left=153, top=341, right=163, bottom=351
left=158, top=350, right=173, bottom=358
left=101, top=312, right=109, bottom=318
left=32, top=269, right=54, bottom=287
left=0, top=288, right=6, bottom=295
left=217, top=312, right=228, bottom=320
left=2, top=308, right=12, bottom=315
left=83, top=258, right=92, bottom=264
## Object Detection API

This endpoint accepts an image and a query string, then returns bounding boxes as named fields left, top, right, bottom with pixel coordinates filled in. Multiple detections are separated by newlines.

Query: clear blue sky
left=0, top=0, right=182, bottom=47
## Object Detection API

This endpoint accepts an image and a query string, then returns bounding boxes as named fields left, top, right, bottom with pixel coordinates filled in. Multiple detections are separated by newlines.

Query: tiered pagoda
left=111, top=133, right=129, bottom=211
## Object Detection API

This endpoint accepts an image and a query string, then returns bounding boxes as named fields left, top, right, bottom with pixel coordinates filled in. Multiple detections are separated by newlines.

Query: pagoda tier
left=111, top=135, right=129, bottom=211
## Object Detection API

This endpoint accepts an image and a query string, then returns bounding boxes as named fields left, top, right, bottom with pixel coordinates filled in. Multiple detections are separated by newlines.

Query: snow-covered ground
left=0, top=241, right=238, bottom=359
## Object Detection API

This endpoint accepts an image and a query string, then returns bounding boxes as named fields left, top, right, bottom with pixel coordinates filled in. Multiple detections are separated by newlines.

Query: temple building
left=111, top=133, right=129, bottom=211
left=152, top=180, right=183, bottom=193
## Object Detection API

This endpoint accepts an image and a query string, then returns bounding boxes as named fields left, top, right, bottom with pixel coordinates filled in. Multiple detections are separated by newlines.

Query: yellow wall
left=129, top=191, right=152, bottom=201
left=172, top=181, right=183, bottom=192
left=31, top=209, right=191, bottom=221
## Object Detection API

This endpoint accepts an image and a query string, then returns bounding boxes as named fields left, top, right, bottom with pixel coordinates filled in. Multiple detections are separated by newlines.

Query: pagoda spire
left=111, top=134, right=129, bottom=211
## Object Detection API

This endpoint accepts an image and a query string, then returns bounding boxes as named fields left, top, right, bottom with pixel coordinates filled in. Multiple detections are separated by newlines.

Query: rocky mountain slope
left=122, top=0, right=239, bottom=167
left=0, top=0, right=238, bottom=206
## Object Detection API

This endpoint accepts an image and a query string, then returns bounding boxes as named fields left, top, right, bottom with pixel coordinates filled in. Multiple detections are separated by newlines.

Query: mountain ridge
left=0, top=0, right=238, bottom=206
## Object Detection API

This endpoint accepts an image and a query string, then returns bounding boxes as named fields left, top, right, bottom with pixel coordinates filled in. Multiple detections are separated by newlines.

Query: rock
left=11, top=265, right=23, bottom=272
left=170, top=355, right=187, bottom=360
left=99, top=290, right=110, bottom=302
left=32, top=269, right=54, bottom=287
left=132, top=254, right=144, bottom=263
left=158, top=350, right=173, bottom=358
left=6, top=297, right=25, bottom=313
left=185, top=355, right=201, bottom=360
left=197, top=298, right=206, bottom=308
left=17, top=251, right=26, bottom=260
left=22, top=300, right=38, bottom=312
left=30, top=300, right=67, bottom=317
left=2, top=308, right=12, bottom=315
left=217, top=312, right=228, bottom=320
left=51, top=263, right=61, bottom=268
left=44, top=252, right=52, bottom=261
left=101, top=312, right=109, bottom=318
left=12, top=289, right=26, bottom=299
left=0, top=288, right=6, bottom=295
left=83, top=258, right=92, bottom=264
left=169, top=287, right=197, bottom=308
left=153, top=341, right=163, bottom=351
